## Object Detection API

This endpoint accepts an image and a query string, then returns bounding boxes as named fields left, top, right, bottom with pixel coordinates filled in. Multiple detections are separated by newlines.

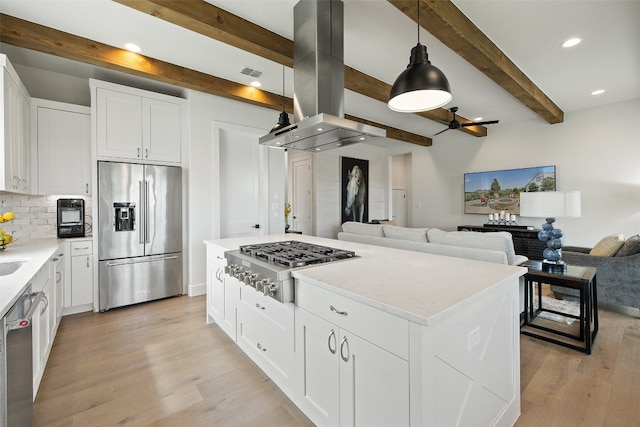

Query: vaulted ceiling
left=1, top=0, right=638, bottom=147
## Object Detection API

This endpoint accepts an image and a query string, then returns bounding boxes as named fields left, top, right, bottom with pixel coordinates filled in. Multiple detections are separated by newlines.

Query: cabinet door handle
left=330, top=305, right=348, bottom=316
left=255, top=303, right=266, bottom=310
left=86, top=183, right=89, bottom=194
left=340, top=336, right=349, bottom=362
left=86, top=256, right=90, bottom=268
left=328, top=329, right=337, bottom=354
left=257, top=342, right=267, bottom=352
left=145, top=148, right=149, bottom=158
left=56, top=272, right=62, bottom=283
left=137, top=147, right=141, bottom=158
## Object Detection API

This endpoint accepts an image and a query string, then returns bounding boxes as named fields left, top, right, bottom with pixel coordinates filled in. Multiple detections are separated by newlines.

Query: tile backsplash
left=0, top=193, right=92, bottom=242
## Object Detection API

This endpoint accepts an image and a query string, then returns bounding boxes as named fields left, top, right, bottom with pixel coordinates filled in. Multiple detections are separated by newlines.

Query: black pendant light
left=270, top=66, right=291, bottom=133
left=388, top=0, right=452, bottom=113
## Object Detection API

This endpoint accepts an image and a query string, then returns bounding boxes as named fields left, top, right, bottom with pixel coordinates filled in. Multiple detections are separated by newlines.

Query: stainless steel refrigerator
left=98, top=161, right=183, bottom=311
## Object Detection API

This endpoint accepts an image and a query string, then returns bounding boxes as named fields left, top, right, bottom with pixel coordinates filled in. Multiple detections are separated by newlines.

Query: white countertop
left=0, top=238, right=64, bottom=317
left=205, top=234, right=526, bottom=325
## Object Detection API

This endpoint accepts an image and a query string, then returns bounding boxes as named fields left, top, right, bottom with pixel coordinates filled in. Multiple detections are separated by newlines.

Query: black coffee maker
left=56, top=199, right=85, bottom=238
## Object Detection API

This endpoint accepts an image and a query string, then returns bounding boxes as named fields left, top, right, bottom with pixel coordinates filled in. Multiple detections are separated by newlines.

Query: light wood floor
left=34, top=295, right=313, bottom=426
left=34, top=294, right=640, bottom=426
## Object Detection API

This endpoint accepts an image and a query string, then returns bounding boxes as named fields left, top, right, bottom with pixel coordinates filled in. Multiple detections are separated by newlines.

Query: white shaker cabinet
left=49, top=247, right=65, bottom=342
left=1, top=54, right=31, bottom=193
left=94, top=82, right=183, bottom=164
left=64, top=239, right=94, bottom=314
left=206, top=243, right=238, bottom=340
left=294, top=282, right=410, bottom=427
left=206, top=246, right=226, bottom=325
left=34, top=99, right=91, bottom=195
left=237, top=288, right=295, bottom=396
left=30, top=263, right=51, bottom=396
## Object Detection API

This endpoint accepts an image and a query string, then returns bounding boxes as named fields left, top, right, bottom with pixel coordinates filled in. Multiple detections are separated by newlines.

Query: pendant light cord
left=281, top=65, right=286, bottom=111
left=417, top=0, right=420, bottom=44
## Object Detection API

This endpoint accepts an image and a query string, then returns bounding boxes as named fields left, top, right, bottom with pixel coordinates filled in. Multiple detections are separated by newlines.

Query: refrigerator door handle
left=139, top=180, right=145, bottom=245
left=145, top=180, right=150, bottom=244
left=105, top=255, right=179, bottom=267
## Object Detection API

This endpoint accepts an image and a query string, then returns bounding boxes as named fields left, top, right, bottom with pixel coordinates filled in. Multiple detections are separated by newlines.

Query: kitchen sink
left=0, top=260, right=27, bottom=277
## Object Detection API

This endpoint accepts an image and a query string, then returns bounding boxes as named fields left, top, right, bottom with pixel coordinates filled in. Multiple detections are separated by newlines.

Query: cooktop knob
left=262, top=282, right=273, bottom=296
left=244, top=273, right=258, bottom=287
left=255, top=279, right=267, bottom=293
left=266, top=283, right=278, bottom=297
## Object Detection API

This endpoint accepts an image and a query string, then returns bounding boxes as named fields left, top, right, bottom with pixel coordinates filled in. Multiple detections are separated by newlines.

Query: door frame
left=212, top=120, right=268, bottom=239
left=288, top=150, right=314, bottom=235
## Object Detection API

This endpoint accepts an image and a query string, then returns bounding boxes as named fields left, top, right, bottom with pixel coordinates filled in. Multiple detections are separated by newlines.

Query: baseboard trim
left=189, top=282, right=206, bottom=296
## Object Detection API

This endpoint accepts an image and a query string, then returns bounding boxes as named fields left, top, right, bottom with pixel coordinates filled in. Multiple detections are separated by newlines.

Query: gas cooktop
left=224, top=240, right=357, bottom=303
left=238, top=240, right=356, bottom=268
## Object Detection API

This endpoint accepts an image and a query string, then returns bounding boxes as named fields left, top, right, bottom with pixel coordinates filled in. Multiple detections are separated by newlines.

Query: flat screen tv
left=464, top=165, right=556, bottom=215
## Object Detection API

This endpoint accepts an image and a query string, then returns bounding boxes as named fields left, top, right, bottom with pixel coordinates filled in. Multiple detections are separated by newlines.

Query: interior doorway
left=392, top=188, right=407, bottom=227
left=214, top=122, right=265, bottom=238
left=391, top=153, right=412, bottom=227
left=291, top=156, right=313, bottom=235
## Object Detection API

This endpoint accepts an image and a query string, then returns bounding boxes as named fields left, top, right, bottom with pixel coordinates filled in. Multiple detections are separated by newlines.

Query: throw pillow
left=615, top=235, right=640, bottom=257
left=341, top=221, right=385, bottom=237
left=589, top=233, right=625, bottom=256
left=426, top=228, right=446, bottom=243
left=383, top=225, right=428, bottom=242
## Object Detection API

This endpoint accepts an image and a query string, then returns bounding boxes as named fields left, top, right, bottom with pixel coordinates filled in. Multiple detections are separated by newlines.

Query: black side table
left=520, top=260, right=598, bottom=354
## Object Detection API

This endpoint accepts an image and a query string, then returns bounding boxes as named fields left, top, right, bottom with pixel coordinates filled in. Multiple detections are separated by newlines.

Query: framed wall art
left=464, top=165, right=556, bottom=215
left=341, top=156, right=369, bottom=223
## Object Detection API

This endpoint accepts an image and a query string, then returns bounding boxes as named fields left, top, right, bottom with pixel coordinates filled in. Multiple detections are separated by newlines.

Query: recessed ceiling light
left=561, top=37, right=582, bottom=48
left=250, top=81, right=262, bottom=88
left=124, top=43, right=141, bottom=53
left=591, top=89, right=605, bottom=95
left=317, top=128, right=324, bottom=132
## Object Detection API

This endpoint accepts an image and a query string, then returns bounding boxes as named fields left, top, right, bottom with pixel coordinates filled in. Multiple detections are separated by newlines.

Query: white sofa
left=337, top=221, right=527, bottom=266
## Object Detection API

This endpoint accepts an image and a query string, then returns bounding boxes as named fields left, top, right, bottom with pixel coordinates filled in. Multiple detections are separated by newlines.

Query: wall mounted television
left=464, top=165, right=556, bottom=215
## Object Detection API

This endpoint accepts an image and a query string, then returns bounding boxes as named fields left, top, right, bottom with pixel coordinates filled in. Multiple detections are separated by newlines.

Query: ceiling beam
left=0, top=13, right=431, bottom=146
left=113, top=0, right=483, bottom=137
left=388, top=0, right=564, bottom=124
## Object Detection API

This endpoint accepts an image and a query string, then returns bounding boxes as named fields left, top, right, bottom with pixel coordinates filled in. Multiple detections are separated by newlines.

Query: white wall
left=187, top=90, right=286, bottom=289
left=387, top=97, right=640, bottom=247
left=309, top=144, right=389, bottom=238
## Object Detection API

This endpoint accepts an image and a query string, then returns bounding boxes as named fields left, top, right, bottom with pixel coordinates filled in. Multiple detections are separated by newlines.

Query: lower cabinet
left=295, top=307, right=410, bottom=427
left=64, top=239, right=93, bottom=314
left=237, top=287, right=295, bottom=395
left=31, top=243, right=65, bottom=398
left=206, top=244, right=239, bottom=340
left=30, top=264, right=51, bottom=396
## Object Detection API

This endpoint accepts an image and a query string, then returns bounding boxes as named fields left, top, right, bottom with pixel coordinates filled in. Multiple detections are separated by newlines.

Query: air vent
left=240, top=67, right=263, bottom=78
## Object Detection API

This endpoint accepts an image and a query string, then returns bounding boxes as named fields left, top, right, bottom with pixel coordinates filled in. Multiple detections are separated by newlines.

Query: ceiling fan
left=433, top=107, right=499, bottom=136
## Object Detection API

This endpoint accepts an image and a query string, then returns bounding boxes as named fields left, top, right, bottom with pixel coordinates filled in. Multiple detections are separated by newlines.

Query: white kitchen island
left=204, top=234, right=526, bottom=427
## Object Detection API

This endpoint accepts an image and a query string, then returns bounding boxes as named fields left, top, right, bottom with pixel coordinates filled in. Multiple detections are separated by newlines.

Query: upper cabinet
left=92, top=80, right=184, bottom=164
left=33, top=99, right=91, bottom=195
left=1, top=54, right=31, bottom=193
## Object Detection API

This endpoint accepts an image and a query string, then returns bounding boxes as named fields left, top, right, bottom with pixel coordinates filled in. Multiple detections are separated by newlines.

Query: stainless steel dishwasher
left=1, top=285, right=46, bottom=426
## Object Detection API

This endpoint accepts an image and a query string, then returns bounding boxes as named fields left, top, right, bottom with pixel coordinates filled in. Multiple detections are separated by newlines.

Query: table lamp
left=519, top=191, right=581, bottom=272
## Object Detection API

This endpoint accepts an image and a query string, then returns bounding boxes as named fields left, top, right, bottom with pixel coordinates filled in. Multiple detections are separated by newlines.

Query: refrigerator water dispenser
left=114, top=202, right=136, bottom=231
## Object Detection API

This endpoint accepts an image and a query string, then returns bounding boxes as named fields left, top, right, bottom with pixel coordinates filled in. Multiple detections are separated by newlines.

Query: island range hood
left=259, top=0, right=386, bottom=152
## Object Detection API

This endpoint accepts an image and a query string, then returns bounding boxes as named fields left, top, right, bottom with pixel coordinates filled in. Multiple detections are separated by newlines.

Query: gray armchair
left=552, top=246, right=640, bottom=310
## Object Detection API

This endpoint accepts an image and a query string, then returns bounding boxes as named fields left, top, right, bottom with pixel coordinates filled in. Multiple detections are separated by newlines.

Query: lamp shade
left=388, top=43, right=452, bottom=113
left=519, top=191, right=582, bottom=218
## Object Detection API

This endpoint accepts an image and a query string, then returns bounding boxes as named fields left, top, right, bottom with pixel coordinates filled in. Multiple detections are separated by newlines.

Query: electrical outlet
left=468, top=327, right=480, bottom=350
